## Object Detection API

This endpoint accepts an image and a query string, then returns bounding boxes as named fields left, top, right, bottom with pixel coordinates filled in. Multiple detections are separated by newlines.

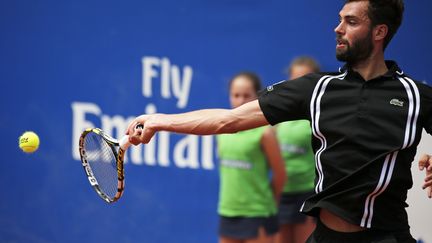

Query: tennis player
left=127, top=0, right=432, bottom=242
left=217, top=72, right=286, bottom=243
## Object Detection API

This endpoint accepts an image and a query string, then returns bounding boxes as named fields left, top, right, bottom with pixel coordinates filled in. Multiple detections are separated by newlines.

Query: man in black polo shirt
left=126, top=0, right=432, bottom=242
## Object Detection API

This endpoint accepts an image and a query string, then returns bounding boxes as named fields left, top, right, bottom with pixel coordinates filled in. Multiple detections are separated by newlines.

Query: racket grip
left=119, top=135, right=131, bottom=150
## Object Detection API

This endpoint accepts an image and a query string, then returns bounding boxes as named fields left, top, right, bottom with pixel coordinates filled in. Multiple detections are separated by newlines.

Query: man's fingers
left=129, top=135, right=140, bottom=146
left=125, top=122, right=131, bottom=135
left=419, top=154, right=432, bottom=198
left=139, top=127, right=155, bottom=144
left=124, top=115, right=157, bottom=145
left=126, top=120, right=137, bottom=135
left=126, top=121, right=142, bottom=145
left=126, top=115, right=147, bottom=135
left=423, top=180, right=432, bottom=189
left=127, top=124, right=155, bottom=145
left=418, top=154, right=431, bottom=171
left=424, top=173, right=432, bottom=182
left=428, top=155, right=432, bottom=171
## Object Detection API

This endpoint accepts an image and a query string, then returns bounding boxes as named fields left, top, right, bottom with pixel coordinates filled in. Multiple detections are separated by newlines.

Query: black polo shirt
left=258, top=61, right=432, bottom=230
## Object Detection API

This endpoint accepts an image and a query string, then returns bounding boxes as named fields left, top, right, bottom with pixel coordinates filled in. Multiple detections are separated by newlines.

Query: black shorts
left=218, top=215, right=279, bottom=240
left=278, top=191, right=314, bottom=224
left=306, top=219, right=416, bottom=243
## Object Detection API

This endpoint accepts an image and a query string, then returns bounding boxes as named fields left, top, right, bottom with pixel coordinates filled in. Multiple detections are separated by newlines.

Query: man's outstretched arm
left=126, top=100, right=268, bottom=145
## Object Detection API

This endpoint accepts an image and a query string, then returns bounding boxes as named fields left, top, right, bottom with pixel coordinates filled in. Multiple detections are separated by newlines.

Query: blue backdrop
left=1, top=1, right=431, bottom=242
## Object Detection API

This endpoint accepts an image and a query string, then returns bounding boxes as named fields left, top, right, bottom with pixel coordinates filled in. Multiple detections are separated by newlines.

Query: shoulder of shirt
left=316, top=71, right=343, bottom=76
left=262, top=71, right=345, bottom=93
left=396, top=72, right=432, bottom=99
left=306, top=71, right=345, bottom=78
left=397, top=72, right=431, bottom=88
left=411, top=78, right=432, bottom=90
left=300, top=71, right=343, bottom=82
left=416, top=81, right=432, bottom=102
left=416, top=81, right=432, bottom=97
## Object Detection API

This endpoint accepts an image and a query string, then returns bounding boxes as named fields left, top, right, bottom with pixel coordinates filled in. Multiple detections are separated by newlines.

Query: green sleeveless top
left=276, top=120, right=315, bottom=193
left=216, top=126, right=276, bottom=217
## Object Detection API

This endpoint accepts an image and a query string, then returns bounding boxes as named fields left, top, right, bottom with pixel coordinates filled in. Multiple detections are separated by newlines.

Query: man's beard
left=336, top=30, right=374, bottom=65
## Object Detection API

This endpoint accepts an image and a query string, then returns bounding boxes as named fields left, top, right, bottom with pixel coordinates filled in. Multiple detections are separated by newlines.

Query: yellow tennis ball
left=19, top=131, right=40, bottom=153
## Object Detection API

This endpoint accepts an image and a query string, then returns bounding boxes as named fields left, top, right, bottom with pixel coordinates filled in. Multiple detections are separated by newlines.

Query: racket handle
left=119, top=135, right=131, bottom=150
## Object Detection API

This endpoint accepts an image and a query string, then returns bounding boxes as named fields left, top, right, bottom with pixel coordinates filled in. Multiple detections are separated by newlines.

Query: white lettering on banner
left=71, top=102, right=215, bottom=170
left=174, top=135, right=199, bottom=169
left=158, top=131, right=170, bottom=167
left=201, top=136, right=215, bottom=170
left=142, top=56, right=193, bottom=108
left=142, top=57, right=159, bottom=98
left=71, top=102, right=101, bottom=160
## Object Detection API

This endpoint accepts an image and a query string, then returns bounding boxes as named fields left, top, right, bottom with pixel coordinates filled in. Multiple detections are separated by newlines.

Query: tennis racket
left=78, top=124, right=143, bottom=203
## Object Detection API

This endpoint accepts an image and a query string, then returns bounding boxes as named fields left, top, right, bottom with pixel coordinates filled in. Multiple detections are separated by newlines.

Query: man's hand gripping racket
left=126, top=115, right=157, bottom=145
left=78, top=123, right=143, bottom=203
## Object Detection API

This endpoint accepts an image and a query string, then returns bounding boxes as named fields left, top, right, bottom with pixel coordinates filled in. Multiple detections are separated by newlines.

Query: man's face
left=335, top=1, right=374, bottom=64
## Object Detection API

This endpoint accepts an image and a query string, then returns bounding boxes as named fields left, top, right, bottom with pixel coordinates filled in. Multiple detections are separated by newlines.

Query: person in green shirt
left=217, top=72, right=286, bottom=243
left=275, top=57, right=320, bottom=243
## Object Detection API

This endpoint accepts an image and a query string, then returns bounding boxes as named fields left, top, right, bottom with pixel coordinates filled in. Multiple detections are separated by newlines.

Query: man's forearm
left=147, top=100, right=268, bottom=135
left=127, top=100, right=268, bottom=144
left=150, top=109, right=237, bottom=135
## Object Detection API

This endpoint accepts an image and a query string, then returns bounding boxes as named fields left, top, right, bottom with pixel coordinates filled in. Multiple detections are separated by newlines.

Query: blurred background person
left=275, top=57, right=320, bottom=243
left=217, top=72, right=286, bottom=243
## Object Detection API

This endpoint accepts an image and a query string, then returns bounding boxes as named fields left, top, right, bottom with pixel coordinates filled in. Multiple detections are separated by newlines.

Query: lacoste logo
left=390, top=98, right=404, bottom=107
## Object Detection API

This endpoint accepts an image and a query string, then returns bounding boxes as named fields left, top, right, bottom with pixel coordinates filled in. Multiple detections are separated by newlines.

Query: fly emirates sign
left=71, top=56, right=215, bottom=170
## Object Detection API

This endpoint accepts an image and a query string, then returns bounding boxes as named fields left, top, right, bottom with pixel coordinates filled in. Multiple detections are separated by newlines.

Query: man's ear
left=374, top=24, right=388, bottom=41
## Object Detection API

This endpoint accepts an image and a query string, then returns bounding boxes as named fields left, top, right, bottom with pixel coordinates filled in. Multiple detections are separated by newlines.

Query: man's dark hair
left=346, top=0, right=404, bottom=49
left=229, top=72, right=262, bottom=93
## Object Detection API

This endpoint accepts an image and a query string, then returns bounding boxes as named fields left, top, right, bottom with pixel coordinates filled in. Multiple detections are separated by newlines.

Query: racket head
left=78, top=128, right=125, bottom=203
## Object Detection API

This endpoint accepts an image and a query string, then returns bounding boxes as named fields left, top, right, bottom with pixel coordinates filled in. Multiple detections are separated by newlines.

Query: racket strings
left=84, top=133, right=119, bottom=199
